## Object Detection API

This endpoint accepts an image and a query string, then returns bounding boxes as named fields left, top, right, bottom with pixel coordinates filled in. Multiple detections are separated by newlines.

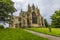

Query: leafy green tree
left=0, top=0, right=16, bottom=24
left=44, top=19, right=49, bottom=27
left=51, top=10, right=60, bottom=28
left=44, top=19, right=52, bottom=32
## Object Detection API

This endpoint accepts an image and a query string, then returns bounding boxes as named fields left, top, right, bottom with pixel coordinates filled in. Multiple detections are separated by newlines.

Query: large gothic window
left=32, top=12, right=37, bottom=24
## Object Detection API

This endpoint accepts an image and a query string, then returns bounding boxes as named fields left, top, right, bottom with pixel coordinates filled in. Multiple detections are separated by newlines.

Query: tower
left=32, top=4, right=35, bottom=10
left=28, top=4, right=31, bottom=12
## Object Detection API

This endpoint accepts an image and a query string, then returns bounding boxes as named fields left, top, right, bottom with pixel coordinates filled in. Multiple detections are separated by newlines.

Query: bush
left=0, top=25, right=4, bottom=29
left=6, top=27, right=10, bottom=29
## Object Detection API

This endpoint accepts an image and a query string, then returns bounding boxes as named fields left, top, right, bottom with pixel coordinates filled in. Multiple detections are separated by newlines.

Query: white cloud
left=12, top=0, right=25, bottom=2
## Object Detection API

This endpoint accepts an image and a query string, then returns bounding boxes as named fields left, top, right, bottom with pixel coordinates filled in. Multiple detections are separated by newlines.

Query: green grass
left=0, top=28, right=48, bottom=40
left=27, top=28, right=60, bottom=37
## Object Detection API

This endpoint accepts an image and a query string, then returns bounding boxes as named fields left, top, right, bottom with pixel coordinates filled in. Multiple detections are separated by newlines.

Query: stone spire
left=36, top=7, right=41, bottom=16
left=19, top=9, right=22, bottom=16
left=32, top=4, right=35, bottom=10
left=28, top=4, right=31, bottom=12
left=21, top=9, right=22, bottom=12
left=28, top=4, right=30, bottom=8
left=37, top=8, right=40, bottom=13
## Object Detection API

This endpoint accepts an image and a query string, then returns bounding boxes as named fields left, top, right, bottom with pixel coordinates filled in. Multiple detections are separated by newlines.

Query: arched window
left=19, top=18, right=21, bottom=21
left=19, top=18, right=21, bottom=27
left=32, top=12, right=37, bottom=24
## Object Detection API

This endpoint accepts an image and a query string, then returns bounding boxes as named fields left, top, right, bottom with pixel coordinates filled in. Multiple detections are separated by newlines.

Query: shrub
left=0, top=25, right=4, bottom=29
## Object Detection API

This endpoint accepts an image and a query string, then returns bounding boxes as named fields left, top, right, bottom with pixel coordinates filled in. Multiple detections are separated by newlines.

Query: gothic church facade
left=9, top=4, right=45, bottom=28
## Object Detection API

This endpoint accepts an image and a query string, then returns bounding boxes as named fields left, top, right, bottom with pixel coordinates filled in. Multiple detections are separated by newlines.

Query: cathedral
left=9, top=4, right=45, bottom=28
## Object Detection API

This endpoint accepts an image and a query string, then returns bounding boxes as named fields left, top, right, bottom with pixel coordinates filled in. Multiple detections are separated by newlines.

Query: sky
left=12, top=0, right=60, bottom=24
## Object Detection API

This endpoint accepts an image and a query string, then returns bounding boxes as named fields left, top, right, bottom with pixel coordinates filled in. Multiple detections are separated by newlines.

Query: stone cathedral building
left=9, top=4, right=45, bottom=28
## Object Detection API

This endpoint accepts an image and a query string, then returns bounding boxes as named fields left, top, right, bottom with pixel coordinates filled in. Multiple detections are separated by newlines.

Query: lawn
left=0, top=28, right=48, bottom=40
left=27, top=28, right=60, bottom=37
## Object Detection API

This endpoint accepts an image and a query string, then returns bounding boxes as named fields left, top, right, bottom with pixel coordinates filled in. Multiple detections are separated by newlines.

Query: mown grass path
left=25, top=30, right=60, bottom=40
left=27, top=28, right=60, bottom=37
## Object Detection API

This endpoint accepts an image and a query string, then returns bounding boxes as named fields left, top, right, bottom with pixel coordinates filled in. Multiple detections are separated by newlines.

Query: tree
left=44, top=19, right=52, bottom=32
left=51, top=10, right=60, bottom=28
left=0, top=0, right=16, bottom=24
left=44, top=19, right=49, bottom=27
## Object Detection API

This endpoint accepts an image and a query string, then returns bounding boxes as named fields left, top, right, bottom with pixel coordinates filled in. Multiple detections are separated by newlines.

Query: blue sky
left=12, top=0, right=60, bottom=24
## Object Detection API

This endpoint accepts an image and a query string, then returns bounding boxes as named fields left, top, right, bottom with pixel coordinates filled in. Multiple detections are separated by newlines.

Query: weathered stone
left=9, top=4, right=45, bottom=28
